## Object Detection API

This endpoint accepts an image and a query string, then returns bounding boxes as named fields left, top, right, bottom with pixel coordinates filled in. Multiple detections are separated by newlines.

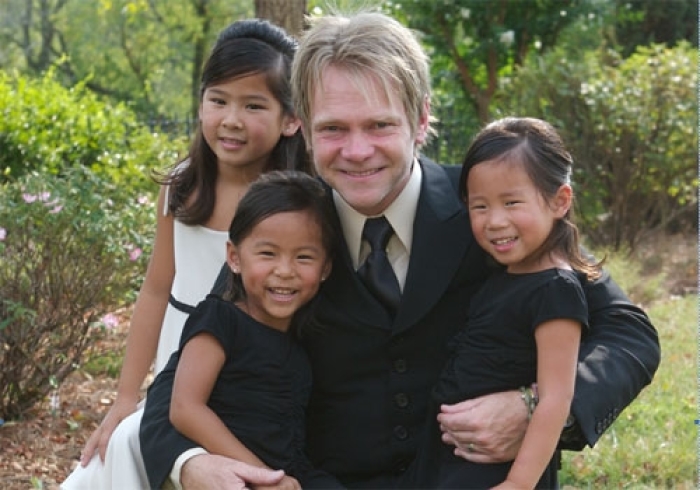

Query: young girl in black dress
left=140, top=171, right=335, bottom=489
left=406, top=117, right=602, bottom=489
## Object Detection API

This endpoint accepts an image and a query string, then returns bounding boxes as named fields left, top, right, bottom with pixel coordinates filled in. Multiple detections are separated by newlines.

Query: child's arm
left=170, top=332, right=269, bottom=469
left=81, top=185, right=175, bottom=464
left=116, top=185, right=175, bottom=408
left=494, top=318, right=582, bottom=490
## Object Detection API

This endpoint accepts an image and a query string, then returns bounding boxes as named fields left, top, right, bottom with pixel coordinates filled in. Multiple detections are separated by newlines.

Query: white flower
left=499, top=30, right=514, bottom=46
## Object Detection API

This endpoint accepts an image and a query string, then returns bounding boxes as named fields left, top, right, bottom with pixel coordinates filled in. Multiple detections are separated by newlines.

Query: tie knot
left=363, top=216, right=393, bottom=251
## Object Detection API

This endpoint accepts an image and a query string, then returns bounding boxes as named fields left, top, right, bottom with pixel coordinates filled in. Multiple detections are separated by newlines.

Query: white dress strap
left=163, top=184, right=171, bottom=217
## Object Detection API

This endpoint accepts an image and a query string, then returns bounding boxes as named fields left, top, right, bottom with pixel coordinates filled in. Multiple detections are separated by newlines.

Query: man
left=142, top=11, right=660, bottom=489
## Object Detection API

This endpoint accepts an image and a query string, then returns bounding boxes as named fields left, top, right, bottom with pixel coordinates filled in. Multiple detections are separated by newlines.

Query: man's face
left=306, top=65, right=428, bottom=216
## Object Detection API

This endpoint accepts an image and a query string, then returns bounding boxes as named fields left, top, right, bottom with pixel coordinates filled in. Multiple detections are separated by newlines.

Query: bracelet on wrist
left=519, top=384, right=538, bottom=420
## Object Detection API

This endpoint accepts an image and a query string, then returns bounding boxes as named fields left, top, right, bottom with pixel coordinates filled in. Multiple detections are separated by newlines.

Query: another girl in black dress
left=140, top=171, right=335, bottom=489
left=406, top=117, right=603, bottom=489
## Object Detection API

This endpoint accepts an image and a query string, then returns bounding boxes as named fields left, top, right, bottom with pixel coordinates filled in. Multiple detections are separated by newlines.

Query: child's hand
left=80, top=396, right=140, bottom=465
left=491, top=479, right=528, bottom=490
left=254, top=474, right=301, bottom=490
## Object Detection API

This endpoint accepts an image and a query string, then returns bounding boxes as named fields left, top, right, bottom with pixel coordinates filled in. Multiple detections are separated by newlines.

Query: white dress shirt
left=332, top=161, right=422, bottom=290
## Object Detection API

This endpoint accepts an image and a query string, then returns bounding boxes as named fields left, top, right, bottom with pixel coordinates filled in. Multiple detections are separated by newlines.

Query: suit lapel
left=394, top=159, right=470, bottom=333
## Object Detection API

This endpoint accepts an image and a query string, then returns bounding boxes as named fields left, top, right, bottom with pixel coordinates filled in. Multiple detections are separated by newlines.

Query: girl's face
left=226, top=210, right=331, bottom=331
left=467, top=159, right=571, bottom=274
left=199, top=72, right=300, bottom=176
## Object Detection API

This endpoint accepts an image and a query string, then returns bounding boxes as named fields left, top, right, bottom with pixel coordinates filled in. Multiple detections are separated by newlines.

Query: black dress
left=404, top=268, right=589, bottom=489
left=140, top=294, right=313, bottom=489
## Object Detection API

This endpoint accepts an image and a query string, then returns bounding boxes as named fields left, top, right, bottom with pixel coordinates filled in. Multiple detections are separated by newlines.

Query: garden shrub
left=496, top=42, right=697, bottom=250
left=0, top=167, right=155, bottom=419
left=0, top=67, right=188, bottom=419
left=0, top=68, right=184, bottom=193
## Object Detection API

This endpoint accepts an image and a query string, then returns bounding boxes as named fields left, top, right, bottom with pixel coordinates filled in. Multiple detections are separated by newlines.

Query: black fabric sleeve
left=300, top=469, right=346, bottom=488
left=564, top=269, right=660, bottom=450
left=140, top=372, right=199, bottom=489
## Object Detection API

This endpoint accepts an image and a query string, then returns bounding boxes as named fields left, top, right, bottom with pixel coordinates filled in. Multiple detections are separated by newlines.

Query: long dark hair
left=222, top=171, right=335, bottom=336
left=156, top=19, right=311, bottom=225
left=459, top=117, right=602, bottom=280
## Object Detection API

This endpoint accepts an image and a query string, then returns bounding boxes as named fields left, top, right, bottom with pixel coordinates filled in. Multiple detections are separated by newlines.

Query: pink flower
left=129, top=248, right=143, bottom=261
left=101, top=313, right=120, bottom=329
left=0, top=228, right=6, bottom=241
left=137, top=195, right=150, bottom=205
left=49, top=205, right=63, bottom=214
left=22, top=194, right=38, bottom=203
left=39, top=192, right=51, bottom=202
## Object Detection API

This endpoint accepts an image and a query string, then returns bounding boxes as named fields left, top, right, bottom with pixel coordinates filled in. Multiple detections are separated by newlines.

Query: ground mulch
left=0, top=314, right=130, bottom=490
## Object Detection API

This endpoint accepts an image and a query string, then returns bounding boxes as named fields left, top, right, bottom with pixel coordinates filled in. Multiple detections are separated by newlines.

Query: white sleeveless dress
left=61, top=212, right=228, bottom=489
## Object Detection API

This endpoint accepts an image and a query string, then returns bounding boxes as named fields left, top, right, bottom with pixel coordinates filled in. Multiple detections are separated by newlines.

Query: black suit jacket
left=301, top=158, right=660, bottom=488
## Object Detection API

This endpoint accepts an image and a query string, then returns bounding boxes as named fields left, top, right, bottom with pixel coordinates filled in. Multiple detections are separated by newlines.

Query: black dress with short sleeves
left=140, top=294, right=313, bottom=489
left=405, top=268, right=589, bottom=489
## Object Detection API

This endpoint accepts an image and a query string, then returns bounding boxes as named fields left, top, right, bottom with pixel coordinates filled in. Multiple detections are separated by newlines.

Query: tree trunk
left=254, top=0, right=307, bottom=38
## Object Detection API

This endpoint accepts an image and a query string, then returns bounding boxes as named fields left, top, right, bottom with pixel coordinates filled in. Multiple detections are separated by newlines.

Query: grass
left=559, top=243, right=697, bottom=488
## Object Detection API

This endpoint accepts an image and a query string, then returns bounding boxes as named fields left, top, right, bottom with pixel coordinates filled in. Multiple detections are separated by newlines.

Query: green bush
left=0, top=167, right=155, bottom=419
left=496, top=42, right=698, bottom=250
left=0, top=68, right=188, bottom=420
left=0, top=68, right=183, bottom=192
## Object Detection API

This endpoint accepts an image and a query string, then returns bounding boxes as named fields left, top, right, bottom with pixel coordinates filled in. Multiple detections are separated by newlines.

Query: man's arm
left=439, top=270, right=660, bottom=459
left=563, top=269, right=660, bottom=449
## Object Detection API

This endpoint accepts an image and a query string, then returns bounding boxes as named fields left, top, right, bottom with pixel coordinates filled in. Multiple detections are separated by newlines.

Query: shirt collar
left=333, top=160, right=422, bottom=267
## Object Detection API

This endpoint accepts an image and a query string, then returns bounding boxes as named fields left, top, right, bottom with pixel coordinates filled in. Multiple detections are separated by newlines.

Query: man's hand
left=254, top=474, right=301, bottom=490
left=181, top=454, right=285, bottom=490
left=437, top=390, right=528, bottom=463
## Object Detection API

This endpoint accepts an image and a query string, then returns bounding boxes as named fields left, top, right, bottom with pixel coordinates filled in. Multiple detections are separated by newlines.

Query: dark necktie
left=358, top=216, right=401, bottom=315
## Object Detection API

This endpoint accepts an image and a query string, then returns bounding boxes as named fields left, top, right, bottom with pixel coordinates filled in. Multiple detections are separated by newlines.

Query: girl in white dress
left=61, top=18, right=309, bottom=489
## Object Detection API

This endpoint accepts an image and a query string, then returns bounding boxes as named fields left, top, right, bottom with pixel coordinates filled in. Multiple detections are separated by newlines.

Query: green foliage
left=0, top=167, right=155, bottom=419
left=561, top=294, right=696, bottom=487
left=613, top=0, right=698, bottom=57
left=384, top=0, right=593, bottom=123
left=555, top=244, right=696, bottom=486
left=82, top=346, right=125, bottom=378
left=0, top=0, right=253, bottom=118
left=0, top=68, right=182, bottom=186
left=496, top=42, right=697, bottom=250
